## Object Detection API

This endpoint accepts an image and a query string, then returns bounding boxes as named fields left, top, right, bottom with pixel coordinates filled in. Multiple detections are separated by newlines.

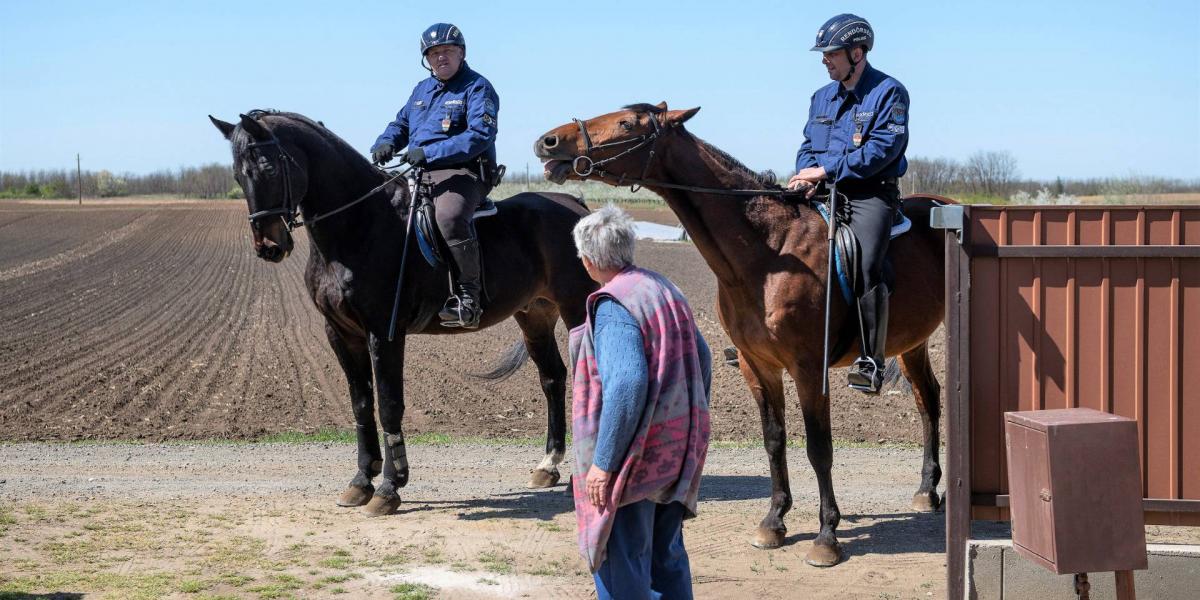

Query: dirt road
left=0, top=440, right=956, bottom=599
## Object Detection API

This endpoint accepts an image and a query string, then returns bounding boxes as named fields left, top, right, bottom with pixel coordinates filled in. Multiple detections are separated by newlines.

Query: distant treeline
left=0, top=164, right=238, bottom=199
left=2, top=153, right=1196, bottom=202
left=905, top=151, right=1200, bottom=200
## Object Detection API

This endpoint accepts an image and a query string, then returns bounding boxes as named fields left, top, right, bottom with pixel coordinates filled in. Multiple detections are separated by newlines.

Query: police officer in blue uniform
left=789, top=14, right=909, bottom=394
left=370, top=23, right=500, bottom=329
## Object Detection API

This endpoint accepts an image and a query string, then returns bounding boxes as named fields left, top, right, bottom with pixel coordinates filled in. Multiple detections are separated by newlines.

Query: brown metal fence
left=936, top=204, right=1200, bottom=597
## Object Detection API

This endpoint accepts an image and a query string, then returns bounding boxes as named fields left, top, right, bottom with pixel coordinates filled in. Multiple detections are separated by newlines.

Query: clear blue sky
left=1, top=0, right=1197, bottom=181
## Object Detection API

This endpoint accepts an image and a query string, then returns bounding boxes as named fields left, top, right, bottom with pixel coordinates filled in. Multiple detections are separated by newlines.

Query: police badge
left=441, top=115, right=451, bottom=132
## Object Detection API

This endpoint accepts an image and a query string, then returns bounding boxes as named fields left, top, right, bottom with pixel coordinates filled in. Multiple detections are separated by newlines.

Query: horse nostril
left=543, top=135, right=558, bottom=149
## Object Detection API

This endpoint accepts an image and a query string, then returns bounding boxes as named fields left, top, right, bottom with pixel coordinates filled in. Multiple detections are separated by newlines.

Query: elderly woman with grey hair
left=568, top=204, right=712, bottom=600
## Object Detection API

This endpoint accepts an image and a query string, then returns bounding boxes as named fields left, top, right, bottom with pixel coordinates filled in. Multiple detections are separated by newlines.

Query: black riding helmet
left=420, top=23, right=465, bottom=55
left=811, top=14, right=873, bottom=82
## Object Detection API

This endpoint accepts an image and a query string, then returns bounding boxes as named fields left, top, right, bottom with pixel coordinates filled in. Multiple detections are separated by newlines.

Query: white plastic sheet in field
left=633, top=221, right=688, bottom=242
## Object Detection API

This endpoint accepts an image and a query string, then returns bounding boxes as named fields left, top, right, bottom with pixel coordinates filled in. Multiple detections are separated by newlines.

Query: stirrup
left=847, top=356, right=884, bottom=394
left=439, top=295, right=480, bottom=329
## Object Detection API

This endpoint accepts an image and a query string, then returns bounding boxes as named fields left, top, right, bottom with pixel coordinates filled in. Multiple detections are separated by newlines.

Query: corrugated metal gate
left=935, top=204, right=1200, bottom=597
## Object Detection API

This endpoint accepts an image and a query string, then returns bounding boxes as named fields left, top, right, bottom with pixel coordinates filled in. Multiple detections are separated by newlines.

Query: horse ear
left=662, top=106, right=700, bottom=127
left=209, top=115, right=237, bottom=140
left=238, top=113, right=270, bottom=140
left=655, top=101, right=668, bottom=110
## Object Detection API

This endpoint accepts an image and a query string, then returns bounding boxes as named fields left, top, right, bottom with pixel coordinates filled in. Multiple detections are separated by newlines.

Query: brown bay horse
left=535, top=103, right=947, bottom=566
left=211, top=111, right=596, bottom=516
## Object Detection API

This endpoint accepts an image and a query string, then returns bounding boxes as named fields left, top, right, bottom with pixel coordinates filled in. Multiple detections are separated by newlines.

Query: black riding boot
left=439, top=238, right=483, bottom=329
left=847, top=284, right=889, bottom=394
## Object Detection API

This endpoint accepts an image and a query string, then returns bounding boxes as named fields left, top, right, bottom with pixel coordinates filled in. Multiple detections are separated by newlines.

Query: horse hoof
left=528, top=469, right=561, bottom=489
left=805, top=542, right=842, bottom=567
left=336, top=485, right=374, bottom=507
left=911, top=491, right=942, bottom=512
left=361, top=494, right=401, bottom=517
left=750, top=527, right=786, bottom=549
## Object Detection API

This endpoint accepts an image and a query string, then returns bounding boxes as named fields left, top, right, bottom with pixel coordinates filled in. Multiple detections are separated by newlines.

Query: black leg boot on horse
left=440, top=237, right=484, bottom=329
left=848, top=284, right=889, bottom=393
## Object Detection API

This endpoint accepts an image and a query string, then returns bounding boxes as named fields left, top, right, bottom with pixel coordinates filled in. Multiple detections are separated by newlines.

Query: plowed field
left=0, top=199, right=940, bottom=444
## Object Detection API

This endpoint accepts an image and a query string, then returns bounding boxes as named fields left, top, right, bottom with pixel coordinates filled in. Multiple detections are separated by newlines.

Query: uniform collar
left=829, top=62, right=878, bottom=102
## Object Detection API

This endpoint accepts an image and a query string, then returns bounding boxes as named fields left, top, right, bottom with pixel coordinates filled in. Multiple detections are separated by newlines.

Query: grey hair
left=572, top=204, right=636, bottom=271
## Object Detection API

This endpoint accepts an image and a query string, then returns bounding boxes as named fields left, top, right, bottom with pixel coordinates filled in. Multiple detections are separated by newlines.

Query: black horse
left=210, top=111, right=596, bottom=516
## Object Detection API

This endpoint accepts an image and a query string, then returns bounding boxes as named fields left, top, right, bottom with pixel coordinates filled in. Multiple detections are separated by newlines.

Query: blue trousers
left=593, top=500, right=693, bottom=600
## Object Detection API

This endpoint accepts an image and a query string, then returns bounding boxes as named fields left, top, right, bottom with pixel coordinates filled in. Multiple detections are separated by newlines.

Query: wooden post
left=76, top=154, right=82, bottom=205
left=1114, top=570, right=1136, bottom=600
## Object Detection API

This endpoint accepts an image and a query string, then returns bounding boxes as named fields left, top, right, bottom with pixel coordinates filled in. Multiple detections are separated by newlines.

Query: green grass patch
left=256, top=428, right=356, bottom=444
left=247, top=574, right=304, bottom=598
left=318, top=555, right=353, bottom=569
left=0, top=571, right=173, bottom=600
left=179, top=578, right=210, bottom=593
left=477, top=549, right=515, bottom=575
left=218, top=573, right=254, bottom=587
left=708, top=437, right=921, bottom=450
left=390, top=582, right=436, bottom=600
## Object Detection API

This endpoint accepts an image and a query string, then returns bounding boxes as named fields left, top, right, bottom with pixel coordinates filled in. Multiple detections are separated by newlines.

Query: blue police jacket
left=374, top=62, right=499, bottom=168
left=795, top=63, right=908, bottom=183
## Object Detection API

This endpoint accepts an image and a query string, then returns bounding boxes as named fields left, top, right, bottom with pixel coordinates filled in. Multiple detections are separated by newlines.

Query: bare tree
left=966, top=150, right=1019, bottom=198
left=905, top=157, right=962, bottom=195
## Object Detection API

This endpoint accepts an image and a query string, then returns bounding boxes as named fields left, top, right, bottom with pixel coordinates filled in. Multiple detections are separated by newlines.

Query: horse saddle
left=814, top=201, right=911, bottom=304
left=414, top=199, right=499, bottom=268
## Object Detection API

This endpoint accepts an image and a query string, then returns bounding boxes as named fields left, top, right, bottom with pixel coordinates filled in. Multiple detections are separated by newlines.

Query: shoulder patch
left=891, top=103, right=907, bottom=125
left=484, top=97, right=496, bottom=113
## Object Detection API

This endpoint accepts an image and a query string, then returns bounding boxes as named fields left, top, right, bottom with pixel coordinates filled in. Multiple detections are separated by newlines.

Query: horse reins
left=569, top=114, right=810, bottom=198
left=243, top=123, right=410, bottom=232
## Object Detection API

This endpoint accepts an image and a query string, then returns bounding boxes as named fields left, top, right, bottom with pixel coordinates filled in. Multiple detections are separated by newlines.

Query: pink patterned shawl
left=567, top=266, right=711, bottom=572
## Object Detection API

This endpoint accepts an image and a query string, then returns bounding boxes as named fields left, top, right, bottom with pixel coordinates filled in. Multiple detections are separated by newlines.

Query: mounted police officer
left=788, top=14, right=909, bottom=394
left=370, top=23, right=500, bottom=329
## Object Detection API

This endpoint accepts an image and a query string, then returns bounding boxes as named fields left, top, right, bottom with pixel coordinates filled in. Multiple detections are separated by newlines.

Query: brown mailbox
left=1004, top=408, right=1148, bottom=575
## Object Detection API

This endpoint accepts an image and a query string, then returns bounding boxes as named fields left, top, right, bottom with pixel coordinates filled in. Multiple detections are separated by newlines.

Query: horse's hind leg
left=324, top=323, right=381, bottom=508
left=899, top=342, right=942, bottom=511
left=740, top=354, right=792, bottom=550
left=514, top=300, right=567, bottom=489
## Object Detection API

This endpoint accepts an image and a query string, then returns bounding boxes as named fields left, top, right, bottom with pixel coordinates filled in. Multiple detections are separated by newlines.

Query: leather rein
left=569, top=114, right=808, bottom=198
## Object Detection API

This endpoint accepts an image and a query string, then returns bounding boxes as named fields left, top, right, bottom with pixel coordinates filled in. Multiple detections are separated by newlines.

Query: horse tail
left=880, top=357, right=912, bottom=395
left=467, top=339, right=530, bottom=382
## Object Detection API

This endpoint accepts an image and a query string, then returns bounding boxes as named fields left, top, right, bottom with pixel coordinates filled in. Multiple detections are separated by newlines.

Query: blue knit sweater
left=592, top=298, right=711, bottom=472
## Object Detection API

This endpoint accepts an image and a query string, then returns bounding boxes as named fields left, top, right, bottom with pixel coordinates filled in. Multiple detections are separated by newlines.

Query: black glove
left=405, top=147, right=426, bottom=166
left=371, top=143, right=394, bottom=165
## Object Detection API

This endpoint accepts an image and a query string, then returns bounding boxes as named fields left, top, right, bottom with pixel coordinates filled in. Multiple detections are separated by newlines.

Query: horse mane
left=622, top=103, right=814, bottom=228
left=236, top=109, right=373, bottom=173
left=623, top=103, right=781, bottom=191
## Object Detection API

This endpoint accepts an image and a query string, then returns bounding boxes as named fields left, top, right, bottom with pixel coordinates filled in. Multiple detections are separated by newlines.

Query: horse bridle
left=569, top=114, right=807, bottom=198
left=244, top=132, right=304, bottom=231
left=241, top=122, right=408, bottom=232
left=570, top=115, right=662, bottom=190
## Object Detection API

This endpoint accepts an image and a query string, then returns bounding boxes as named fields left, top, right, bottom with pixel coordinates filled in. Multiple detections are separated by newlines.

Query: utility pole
left=525, top=163, right=530, bottom=192
left=76, top=154, right=82, bottom=205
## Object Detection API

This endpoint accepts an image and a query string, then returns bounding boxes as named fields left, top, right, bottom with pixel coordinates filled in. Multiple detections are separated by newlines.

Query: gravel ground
left=1, top=440, right=963, bottom=599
